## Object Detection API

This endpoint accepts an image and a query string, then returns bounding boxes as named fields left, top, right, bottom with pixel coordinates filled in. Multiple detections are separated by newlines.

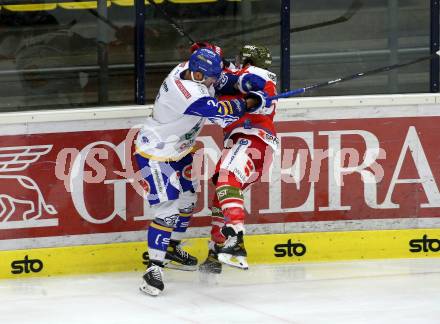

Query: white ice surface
left=1, top=258, right=440, bottom=324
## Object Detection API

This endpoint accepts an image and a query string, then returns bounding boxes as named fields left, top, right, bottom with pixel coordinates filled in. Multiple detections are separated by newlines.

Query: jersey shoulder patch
left=174, top=79, right=192, bottom=99
left=246, top=66, right=277, bottom=85
left=172, top=77, right=210, bottom=102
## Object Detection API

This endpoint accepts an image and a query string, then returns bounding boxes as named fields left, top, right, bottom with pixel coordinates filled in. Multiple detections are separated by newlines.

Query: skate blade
left=163, top=261, right=197, bottom=272
left=198, top=263, right=222, bottom=274
left=218, top=253, right=249, bottom=270
left=139, top=281, right=162, bottom=296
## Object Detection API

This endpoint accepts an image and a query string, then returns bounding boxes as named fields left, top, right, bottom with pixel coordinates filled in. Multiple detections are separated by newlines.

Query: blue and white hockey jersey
left=136, top=62, right=244, bottom=161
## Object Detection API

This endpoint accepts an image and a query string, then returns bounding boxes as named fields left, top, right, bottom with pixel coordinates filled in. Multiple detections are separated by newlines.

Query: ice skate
left=217, top=227, right=249, bottom=270
left=139, top=263, right=164, bottom=296
left=199, top=242, right=223, bottom=274
left=163, top=239, right=198, bottom=271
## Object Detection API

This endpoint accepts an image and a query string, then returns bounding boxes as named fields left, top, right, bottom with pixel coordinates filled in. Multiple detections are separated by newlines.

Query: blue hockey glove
left=237, top=74, right=266, bottom=93
left=244, top=90, right=272, bottom=112
left=217, top=99, right=246, bottom=118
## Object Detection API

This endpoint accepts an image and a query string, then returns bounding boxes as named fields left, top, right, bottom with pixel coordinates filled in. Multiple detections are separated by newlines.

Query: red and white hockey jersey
left=219, top=65, right=279, bottom=150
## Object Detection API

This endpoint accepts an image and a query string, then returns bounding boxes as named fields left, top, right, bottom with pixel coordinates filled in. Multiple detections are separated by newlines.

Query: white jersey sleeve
left=135, top=63, right=211, bottom=161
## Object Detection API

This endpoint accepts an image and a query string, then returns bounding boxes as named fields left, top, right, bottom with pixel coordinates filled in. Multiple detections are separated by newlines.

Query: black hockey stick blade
left=209, top=0, right=362, bottom=41
left=270, top=51, right=440, bottom=100
left=291, top=0, right=362, bottom=33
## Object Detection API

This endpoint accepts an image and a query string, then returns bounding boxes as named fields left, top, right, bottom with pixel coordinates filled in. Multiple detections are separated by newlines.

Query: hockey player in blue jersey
left=135, top=48, right=271, bottom=296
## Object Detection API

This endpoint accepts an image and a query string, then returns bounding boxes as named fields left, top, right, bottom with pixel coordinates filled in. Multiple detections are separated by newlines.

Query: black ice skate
left=164, top=239, right=198, bottom=271
left=217, top=227, right=248, bottom=270
left=199, top=243, right=222, bottom=274
left=139, top=263, right=164, bottom=296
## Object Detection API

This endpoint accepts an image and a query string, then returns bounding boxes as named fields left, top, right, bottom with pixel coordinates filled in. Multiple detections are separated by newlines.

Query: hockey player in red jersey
left=199, top=44, right=278, bottom=272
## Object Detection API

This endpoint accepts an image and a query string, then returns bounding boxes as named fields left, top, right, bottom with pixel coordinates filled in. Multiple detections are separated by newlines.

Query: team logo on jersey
left=218, top=74, right=229, bottom=89
left=0, top=145, right=58, bottom=230
left=239, top=139, right=249, bottom=146
left=182, top=165, right=192, bottom=181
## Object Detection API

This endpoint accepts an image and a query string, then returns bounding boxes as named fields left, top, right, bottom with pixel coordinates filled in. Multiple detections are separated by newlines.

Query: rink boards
left=1, top=93, right=440, bottom=278
left=1, top=228, right=440, bottom=279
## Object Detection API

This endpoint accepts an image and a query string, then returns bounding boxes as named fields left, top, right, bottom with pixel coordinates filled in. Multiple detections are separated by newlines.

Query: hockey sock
left=215, top=172, right=245, bottom=234
left=147, top=219, right=173, bottom=265
left=170, top=207, right=193, bottom=242
left=210, top=193, right=226, bottom=244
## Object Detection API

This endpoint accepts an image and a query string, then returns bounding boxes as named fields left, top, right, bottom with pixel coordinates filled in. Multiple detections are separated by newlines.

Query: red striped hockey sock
left=215, top=174, right=245, bottom=233
left=211, top=194, right=226, bottom=244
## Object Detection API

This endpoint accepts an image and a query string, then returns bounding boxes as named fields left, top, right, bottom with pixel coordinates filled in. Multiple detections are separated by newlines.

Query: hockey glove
left=237, top=74, right=266, bottom=93
left=208, top=98, right=246, bottom=127
left=244, top=90, right=272, bottom=112
left=217, top=98, right=246, bottom=118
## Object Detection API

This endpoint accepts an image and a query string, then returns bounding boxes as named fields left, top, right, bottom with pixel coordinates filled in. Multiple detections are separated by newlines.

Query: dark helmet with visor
left=237, top=44, right=272, bottom=69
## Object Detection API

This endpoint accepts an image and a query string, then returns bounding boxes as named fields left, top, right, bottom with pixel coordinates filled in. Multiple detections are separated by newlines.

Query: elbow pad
left=237, top=74, right=266, bottom=93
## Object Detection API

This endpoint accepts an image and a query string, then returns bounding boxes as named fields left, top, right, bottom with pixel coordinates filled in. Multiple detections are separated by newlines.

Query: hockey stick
left=291, top=0, right=362, bottom=33
left=209, top=0, right=362, bottom=41
left=149, top=0, right=196, bottom=44
left=86, top=8, right=120, bottom=32
left=75, top=0, right=190, bottom=44
left=269, top=51, right=440, bottom=100
left=146, top=0, right=362, bottom=45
